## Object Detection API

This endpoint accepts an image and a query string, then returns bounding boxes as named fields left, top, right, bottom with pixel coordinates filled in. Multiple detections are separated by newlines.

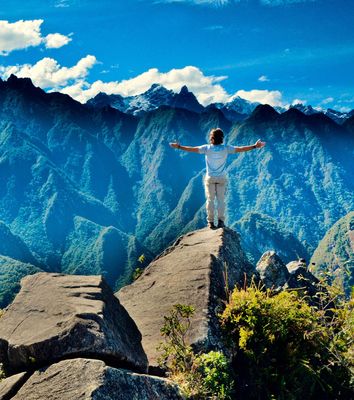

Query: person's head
left=209, top=128, right=224, bottom=145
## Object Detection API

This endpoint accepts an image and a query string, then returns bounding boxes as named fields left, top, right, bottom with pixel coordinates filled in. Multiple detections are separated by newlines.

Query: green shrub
left=220, top=285, right=353, bottom=399
left=157, top=304, right=195, bottom=374
left=192, top=351, right=234, bottom=399
left=131, top=254, right=146, bottom=281
left=132, top=267, right=143, bottom=281
left=158, top=304, right=233, bottom=399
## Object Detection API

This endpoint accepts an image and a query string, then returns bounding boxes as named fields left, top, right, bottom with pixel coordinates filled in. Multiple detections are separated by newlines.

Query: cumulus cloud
left=59, top=66, right=230, bottom=105
left=258, top=75, right=269, bottom=82
left=44, top=33, right=72, bottom=49
left=232, top=89, right=284, bottom=107
left=0, top=19, right=71, bottom=55
left=0, top=57, right=299, bottom=108
left=0, top=55, right=97, bottom=89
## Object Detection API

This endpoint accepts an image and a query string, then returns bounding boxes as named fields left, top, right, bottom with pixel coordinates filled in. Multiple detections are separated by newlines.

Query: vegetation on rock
left=132, top=254, right=146, bottom=281
left=158, top=282, right=353, bottom=400
left=158, top=304, right=233, bottom=399
left=220, top=284, right=353, bottom=399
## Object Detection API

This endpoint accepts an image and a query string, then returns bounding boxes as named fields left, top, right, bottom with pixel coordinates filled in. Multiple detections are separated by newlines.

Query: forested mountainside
left=311, top=211, right=354, bottom=295
left=0, top=74, right=353, bottom=306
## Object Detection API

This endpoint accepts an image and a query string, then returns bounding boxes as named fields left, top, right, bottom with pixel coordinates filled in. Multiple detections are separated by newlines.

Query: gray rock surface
left=257, top=252, right=322, bottom=300
left=256, top=251, right=290, bottom=290
left=287, top=260, right=306, bottom=273
left=286, top=260, right=321, bottom=297
left=11, top=358, right=184, bottom=400
left=0, top=372, right=27, bottom=400
left=117, top=227, right=255, bottom=368
left=0, top=273, right=147, bottom=374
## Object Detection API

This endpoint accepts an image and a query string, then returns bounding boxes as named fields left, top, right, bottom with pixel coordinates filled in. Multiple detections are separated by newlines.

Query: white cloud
left=320, top=97, right=334, bottom=105
left=0, top=19, right=71, bottom=55
left=0, top=55, right=97, bottom=89
left=291, top=98, right=307, bottom=105
left=0, top=56, right=302, bottom=108
left=336, top=106, right=351, bottom=113
left=54, top=0, right=70, bottom=7
left=232, top=89, right=284, bottom=107
left=155, top=0, right=234, bottom=6
left=155, top=0, right=315, bottom=6
left=44, top=33, right=72, bottom=49
left=261, top=0, right=315, bottom=5
left=59, top=66, right=231, bottom=105
left=204, top=25, right=224, bottom=31
left=258, top=75, right=269, bottom=82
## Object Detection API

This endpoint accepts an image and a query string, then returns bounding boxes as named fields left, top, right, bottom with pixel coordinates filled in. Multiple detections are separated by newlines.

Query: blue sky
left=0, top=0, right=353, bottom=110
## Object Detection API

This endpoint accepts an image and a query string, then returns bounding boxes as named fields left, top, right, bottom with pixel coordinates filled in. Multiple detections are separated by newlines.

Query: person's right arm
left=169, top=142, right=200, bottom=153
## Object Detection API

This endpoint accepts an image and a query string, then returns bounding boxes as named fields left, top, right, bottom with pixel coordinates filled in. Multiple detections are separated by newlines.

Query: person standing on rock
left=169, top=128, right=266, bottom=229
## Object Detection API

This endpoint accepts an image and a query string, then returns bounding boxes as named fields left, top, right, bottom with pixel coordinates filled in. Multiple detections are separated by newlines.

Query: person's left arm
left=232, top=139, right=266, bottom=153
left=169, top=142, right=200, bottom=153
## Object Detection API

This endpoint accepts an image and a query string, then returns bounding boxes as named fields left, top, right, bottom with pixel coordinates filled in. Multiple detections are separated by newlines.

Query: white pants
left=204, top=175, right=227, bottom=223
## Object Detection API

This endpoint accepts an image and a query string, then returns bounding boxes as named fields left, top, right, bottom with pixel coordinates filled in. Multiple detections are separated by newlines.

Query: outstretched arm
left=234, top=139, right=266, bottom=153
left=169, top=142, right=200, bottom=153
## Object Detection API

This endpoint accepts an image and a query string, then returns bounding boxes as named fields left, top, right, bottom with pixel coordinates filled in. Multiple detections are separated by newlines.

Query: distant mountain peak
left=143, top=84, right=173, bottom=97
left=5, top=74, right=44, bottom=97
left=149, top=83, right=162, bottom=90
left=148, top=83, right=170, bottom=92
left=248, top=104, right=278, bottom=122
left=173, top=85, right=203, bottom=113
left=179, top=85, right=190, bottom=94
left=290, top=103, right=319, bottom=115
left=94, top=92, right=111, bottom=99
left=281, top=107, right=307, bottom=120
left=7, top=74, right=33, bottom=87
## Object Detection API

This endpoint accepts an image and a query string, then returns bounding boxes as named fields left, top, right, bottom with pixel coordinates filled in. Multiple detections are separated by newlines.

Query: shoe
left=217, top=220, right=225, bottom=228
left=208, top=222, right=216, bottom=229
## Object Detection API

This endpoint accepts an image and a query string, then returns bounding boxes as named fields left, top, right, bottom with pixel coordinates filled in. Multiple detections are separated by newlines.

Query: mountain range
left=87, top=83, right=354, bottom=124
left=0, top=74, right=353, bottom=307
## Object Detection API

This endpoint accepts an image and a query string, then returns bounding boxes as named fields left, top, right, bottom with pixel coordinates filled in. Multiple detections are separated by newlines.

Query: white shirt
left=197, top=144, right=236, bottom=177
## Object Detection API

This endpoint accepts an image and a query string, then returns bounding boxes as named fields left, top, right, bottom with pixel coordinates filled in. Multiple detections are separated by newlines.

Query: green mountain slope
left=311, top=211, right=354, bottom=295
left=232, top=212, right=309, bottom=264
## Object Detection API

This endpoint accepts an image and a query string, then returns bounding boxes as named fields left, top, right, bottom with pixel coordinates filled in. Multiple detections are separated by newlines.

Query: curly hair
left=209, top=128, right=224, bottom=145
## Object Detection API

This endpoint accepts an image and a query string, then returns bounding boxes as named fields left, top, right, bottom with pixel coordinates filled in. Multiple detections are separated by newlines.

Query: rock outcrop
left=10, top=358, right=183, bottom=400
left=117, top=227, right=256, bottom=369
left=0, top=273, right=184, bottom=399
left=257, top=251, right=322, bottom=299
left=256, top=251, right=290, bottom=291
left=0, top=273, right=147, bottom=374
left=0, top=372, right=28, bottom=399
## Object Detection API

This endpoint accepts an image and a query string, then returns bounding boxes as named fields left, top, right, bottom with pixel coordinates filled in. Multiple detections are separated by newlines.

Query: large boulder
left=117, top=227, right=256, bottom=369
left=0, top=273, right=147, bottom=374
left=256, top=251, right=290, bottom=290
left=257, top=252, right=323, bottom=303
left=10, top=358, right=184, bottom=400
